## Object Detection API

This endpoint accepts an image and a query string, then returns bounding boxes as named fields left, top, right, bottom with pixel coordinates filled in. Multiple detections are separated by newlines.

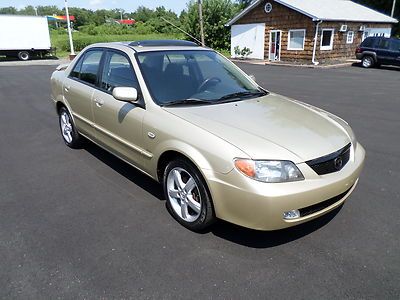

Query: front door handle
left=64, top=86, right=70, bottom=93
left=94, top=98, right=105, bottom=107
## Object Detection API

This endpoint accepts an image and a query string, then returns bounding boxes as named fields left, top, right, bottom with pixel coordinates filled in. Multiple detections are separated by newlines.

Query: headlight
left=234, top=159, right=304, bottom=183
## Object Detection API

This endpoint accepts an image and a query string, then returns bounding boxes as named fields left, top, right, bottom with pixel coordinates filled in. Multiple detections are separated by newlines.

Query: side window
left=389, top=39, right=400, bottom=51
left=79, top=50, right=103, bottom=85
left=101, top=51, right=139, bottom=92
left=70, top=56, right=83, bottom=79
left=377, top=39, right=390, bottom=50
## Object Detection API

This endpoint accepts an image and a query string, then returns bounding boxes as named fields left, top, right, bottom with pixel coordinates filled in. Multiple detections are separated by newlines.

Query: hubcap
left=363, top=58, right=372, bottom=67
left=167, top=167, right=202, bottom=222
left=60, top=111, right=73, bottom=143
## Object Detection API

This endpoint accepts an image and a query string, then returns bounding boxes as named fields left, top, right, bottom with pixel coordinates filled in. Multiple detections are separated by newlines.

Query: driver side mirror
left=112, top=87, right=138, bottom=102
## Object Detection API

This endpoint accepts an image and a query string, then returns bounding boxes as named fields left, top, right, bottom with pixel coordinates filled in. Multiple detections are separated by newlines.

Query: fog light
left=283, top=209, right=300, bottom=220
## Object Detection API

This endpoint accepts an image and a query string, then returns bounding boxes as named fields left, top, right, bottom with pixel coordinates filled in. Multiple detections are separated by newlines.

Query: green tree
left=184, top=0, right=239, bottom=49
left=132, top=6, right=155, bottom=22
left=0, top=6, right=18, bottom=14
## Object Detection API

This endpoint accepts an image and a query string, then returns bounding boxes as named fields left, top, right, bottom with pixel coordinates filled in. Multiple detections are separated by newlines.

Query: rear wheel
left=163, top=158, right=215, bottom=231
left=361, top=55, right=374, bottom=68
left=58, top=106, right=83, bottom=149
left=18, top=51, right=30, bottom=61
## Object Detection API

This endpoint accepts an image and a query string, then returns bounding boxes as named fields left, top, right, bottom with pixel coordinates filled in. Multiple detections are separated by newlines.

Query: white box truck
left=0, top=15, right=52, bottom=61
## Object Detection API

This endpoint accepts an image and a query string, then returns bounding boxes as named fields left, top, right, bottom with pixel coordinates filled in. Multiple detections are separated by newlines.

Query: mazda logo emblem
left=334, top=156, right=343, bottom=170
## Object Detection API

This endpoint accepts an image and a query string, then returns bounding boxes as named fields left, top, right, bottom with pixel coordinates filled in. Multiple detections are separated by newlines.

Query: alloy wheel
left=166, top=167, right=202, bottom=223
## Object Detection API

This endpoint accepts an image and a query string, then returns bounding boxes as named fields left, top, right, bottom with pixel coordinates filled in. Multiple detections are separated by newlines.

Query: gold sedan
left=51, top=40, right=365, bottom=231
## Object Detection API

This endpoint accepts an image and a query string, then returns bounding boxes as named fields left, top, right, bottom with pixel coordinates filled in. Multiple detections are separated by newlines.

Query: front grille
left=306, top=143, right=351, bottom=175
left=299, top=185, right=353, bottom=217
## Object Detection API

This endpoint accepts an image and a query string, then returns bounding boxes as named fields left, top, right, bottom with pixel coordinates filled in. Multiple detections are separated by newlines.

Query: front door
left=269, top=30, right=281, bottom=61
left=92, top=50, right=147, bottom=170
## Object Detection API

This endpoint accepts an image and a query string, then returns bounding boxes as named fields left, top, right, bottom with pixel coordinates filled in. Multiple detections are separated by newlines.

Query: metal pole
left=198, top=0, right=205, bottom=46
left=64, top=0, right=75, bottom=57
left=391, top=0, right=397, bottom=17
left=120, top=10, right=123, bottom=21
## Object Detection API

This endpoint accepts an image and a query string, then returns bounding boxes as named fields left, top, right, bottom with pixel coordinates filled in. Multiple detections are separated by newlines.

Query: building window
left=346, top=31, right=354, bottom=44
left=288, top=29, right=306, bottom=50
left=321, top=29, right=334, bottom=50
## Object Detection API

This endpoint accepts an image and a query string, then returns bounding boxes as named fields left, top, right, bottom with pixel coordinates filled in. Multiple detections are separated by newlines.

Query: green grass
left=51, top=31, right=184, bottom=58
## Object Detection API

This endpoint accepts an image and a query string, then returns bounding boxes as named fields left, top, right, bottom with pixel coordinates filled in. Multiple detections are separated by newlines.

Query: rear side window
left=361, top=38, right=374, bottom=48
left=100, top=51, right=139, bottom=92
left=79, top=50, right=103, bottom=85
left=390, top=39, right=400, bottom=51
left=377, top=39, right=390, bottom=50
left=70, top=57, right=83, bottom=79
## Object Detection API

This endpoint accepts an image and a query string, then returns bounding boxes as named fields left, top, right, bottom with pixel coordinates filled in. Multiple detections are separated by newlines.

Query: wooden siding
left=233, top=0, right=393, bottom=63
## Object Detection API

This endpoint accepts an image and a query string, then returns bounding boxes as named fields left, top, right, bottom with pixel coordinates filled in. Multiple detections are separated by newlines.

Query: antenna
left=160, top=17, right=204, bottom=46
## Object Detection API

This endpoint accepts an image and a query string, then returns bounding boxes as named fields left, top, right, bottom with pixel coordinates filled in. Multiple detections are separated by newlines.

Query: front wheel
left=58, top=106, right=83, bottom=149
left=361, top=56, right=374, bottom=68
left=163, top=159, right=216, bottom=231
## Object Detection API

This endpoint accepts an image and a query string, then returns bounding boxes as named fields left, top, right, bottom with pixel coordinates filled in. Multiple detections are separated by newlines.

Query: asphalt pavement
left=0, top=62, right=399, bottom=299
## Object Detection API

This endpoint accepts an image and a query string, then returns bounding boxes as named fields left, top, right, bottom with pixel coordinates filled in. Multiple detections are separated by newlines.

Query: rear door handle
left=94, top=98, right=104, bottom=107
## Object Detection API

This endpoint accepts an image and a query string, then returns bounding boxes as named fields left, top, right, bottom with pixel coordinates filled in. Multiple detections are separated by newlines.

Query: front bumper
left=204, top=143, right=365, bottom=231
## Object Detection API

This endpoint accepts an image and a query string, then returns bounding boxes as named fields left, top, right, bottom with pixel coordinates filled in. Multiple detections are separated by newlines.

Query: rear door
left=388, top=39, right=400, bottom=66
left=63, top=49, right=104, bottom=137
left=92, top=49, right=147, bottom=170
left=375, top=38, right=392, bottom=64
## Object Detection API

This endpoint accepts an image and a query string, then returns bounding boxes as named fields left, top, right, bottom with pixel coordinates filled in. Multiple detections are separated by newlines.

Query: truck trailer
left=0, top=15, right=52, bottom=61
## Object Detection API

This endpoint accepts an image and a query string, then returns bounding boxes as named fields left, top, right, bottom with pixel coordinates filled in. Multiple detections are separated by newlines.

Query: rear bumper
left=204, top=143, right=365, bottom=231
left=355, top=53, right=363, bottom=60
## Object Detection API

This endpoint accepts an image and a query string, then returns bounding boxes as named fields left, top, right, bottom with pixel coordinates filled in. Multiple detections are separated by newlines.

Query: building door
left=269, top=30, right=281, bottom=61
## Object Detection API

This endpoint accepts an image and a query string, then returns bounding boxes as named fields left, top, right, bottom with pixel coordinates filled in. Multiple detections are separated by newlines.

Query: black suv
left=356, top=36, right=400, bottom=68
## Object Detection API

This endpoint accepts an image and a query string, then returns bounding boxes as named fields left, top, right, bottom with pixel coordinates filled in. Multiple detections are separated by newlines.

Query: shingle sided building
left=226, top=0, right=398, bottom=64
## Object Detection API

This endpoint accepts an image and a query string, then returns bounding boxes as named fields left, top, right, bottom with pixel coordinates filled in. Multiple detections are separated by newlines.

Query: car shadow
left=352, top=62, right=400, bottom=71
left=83, top=141, right=164, bottom=200
left=83, top=140, right=342, bottom=247
left=209, top=206, right=342, bottom=248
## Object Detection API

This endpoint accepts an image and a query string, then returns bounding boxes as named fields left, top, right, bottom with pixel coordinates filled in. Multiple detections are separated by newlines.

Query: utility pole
left=120, top=10, right=123, bottom=21
left=64, top=0, right=75, bottom=59
left=391, top=0, right=397, bottom=17
left=33, top=6, right=38, bottom=16
left=198, top=0, right=205, bottom=46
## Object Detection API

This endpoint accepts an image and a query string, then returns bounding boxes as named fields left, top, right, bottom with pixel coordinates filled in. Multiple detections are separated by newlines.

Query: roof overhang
left=226, top=0, right=398, bottom=26
left=225, top=0, right=262, bottom=26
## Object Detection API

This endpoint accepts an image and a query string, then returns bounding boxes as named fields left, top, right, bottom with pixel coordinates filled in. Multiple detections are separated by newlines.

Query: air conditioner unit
left=339, top=24, right=348, bottom=32
left=359, top=25, right=366, bottom=31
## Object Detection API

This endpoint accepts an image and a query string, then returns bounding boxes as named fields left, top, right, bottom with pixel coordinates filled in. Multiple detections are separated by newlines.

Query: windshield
left=136, top=50, right=266, bottom=106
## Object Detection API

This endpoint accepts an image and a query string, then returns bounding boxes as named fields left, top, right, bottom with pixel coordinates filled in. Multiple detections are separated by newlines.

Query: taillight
left=355, top=47, right=362, bottom=53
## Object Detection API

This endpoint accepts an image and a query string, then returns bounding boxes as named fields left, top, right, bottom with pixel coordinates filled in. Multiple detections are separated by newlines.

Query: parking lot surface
left=0, top=63, right=399, bottom=299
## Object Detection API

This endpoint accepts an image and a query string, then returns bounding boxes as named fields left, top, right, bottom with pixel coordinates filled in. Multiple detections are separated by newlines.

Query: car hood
left=163, top=93, right=351, bottom=163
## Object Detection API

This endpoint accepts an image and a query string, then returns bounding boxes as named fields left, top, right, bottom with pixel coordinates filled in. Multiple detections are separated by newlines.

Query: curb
left=0, top=59, right=69, bottom=67
left=231, top=58, right=360, bottom=69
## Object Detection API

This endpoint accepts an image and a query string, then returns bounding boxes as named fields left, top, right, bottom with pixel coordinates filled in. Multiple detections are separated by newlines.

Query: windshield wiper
left=217, top=91, right=267, bottom=103
left=162, top=98, right=214, bottom=107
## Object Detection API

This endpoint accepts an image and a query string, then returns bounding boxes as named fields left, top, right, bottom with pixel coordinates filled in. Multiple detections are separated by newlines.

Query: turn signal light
left=234, top=159, right=255, bottom=177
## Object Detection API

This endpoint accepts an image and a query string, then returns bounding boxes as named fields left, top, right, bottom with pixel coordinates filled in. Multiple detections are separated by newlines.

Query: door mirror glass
left=112, top=87, right=138, bottom=102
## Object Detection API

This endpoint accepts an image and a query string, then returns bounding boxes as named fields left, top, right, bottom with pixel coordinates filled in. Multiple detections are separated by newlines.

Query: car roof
left=86, top=40, right=211, bottom=53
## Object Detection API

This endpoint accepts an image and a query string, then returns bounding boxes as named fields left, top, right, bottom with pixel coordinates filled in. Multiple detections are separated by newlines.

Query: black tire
left=361, top=55, right=374, bottom=68
left=163, top=158, right=216, bottom=231
left=58, top=106, right=83, bottom=149
left=18, top=51, right=30, bottom=61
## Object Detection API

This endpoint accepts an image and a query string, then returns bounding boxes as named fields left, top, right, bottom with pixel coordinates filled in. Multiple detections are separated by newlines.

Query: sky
left=0, top=0, right=188, bottom=13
